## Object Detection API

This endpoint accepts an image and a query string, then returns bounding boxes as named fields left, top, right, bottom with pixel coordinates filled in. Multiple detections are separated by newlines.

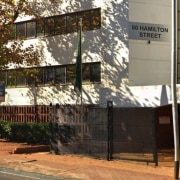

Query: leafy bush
left=0, top=121, right=10, bottom=138
left=0, top=121, right=50, bottom=145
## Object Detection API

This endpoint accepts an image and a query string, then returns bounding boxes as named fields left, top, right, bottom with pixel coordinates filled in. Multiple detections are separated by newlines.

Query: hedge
left=0, top=121, right=50, bottom=145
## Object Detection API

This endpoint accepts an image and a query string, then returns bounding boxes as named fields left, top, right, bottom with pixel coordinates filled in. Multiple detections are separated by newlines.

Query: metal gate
left=112, top=107, right=158, bottom=165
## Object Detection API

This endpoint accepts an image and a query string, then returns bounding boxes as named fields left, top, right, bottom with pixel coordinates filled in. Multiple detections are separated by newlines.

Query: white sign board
left=129, top=22, right=170, bottom=42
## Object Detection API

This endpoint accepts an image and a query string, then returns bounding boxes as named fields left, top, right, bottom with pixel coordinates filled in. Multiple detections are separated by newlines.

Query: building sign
left=159, top=116, right=171, bottom=125
left=129, top=22, right=170, bottom=42
left=0, top=83, right=5, bottom=102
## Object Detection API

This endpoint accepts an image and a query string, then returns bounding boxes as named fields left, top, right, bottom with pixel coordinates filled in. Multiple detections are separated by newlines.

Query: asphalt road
left=0, top=172, right=38, bottom=180
left=0, top=168, right=67, bottom=180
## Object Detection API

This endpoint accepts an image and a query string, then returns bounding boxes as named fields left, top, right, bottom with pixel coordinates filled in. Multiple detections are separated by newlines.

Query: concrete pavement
left=0, top=152, right=174, bottom=180
left=0, top=140, right=176, bottom=180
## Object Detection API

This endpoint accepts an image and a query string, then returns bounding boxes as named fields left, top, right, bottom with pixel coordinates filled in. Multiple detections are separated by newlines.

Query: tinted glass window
left=16, top=23, right=26, bottom=39
left=66, top=65, right=75, bottom=83
left=90, top=63, right=101, bottom=82
left=27, top=21, right=36, bottom=38
left=54, top=15, right=66, bottom=35
left=45, top=18, right=54, bottom=36
left=14, top=8, right=101, bottom=39
left=37, top=20, right=44, bottom=37
left=66, top=14, right=77, bottom=33
left=55, top=66, right=66, bottom=84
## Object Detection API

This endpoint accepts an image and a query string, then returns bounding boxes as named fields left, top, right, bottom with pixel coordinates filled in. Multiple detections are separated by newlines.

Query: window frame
left=3, top=62, right=101, bottom=88
left=14, top=8, right=101, bottom=39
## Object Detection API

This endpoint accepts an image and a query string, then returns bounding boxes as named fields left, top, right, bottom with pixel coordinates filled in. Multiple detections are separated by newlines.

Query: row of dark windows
left=1, top=62, right=101, bottom=87
left=14, top=8, right=101, bottom=39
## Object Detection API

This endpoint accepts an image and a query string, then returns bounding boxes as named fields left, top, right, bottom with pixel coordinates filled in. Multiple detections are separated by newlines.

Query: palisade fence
left=0, top=103, right=158, bottom=165
left=0, top=105, right=49, bottom=123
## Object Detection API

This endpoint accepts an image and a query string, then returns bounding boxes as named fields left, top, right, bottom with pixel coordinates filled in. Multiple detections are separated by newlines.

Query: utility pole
left=171, top=0, right=179, bottom=179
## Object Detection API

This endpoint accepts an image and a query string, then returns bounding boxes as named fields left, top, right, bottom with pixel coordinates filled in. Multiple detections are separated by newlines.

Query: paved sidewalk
left=0, top=140, right=176, bottom=180
left=0, top=152, right=174, bottom=180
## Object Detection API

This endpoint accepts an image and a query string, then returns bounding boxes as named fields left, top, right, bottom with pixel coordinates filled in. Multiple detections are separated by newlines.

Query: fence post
left=49, top=103, right=53, bottom=153
left=152, top=108, right=158, bottom=166
left=107, top=101, right=113, bottom=161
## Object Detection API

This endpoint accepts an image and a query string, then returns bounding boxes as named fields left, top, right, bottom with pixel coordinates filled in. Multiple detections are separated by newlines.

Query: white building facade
left=1, top=0, right=176, bottom=107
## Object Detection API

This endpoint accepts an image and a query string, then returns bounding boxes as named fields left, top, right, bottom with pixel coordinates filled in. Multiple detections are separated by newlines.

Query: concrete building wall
left=3, top=0, right=173, bottom=107
left=129, top=0, right=171, bottom=86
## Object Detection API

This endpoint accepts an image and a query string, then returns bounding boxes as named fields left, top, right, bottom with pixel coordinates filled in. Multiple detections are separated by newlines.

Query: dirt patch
left=0, top=138, right=175, bottom=179
left=0, top=139, right=48, bottom=155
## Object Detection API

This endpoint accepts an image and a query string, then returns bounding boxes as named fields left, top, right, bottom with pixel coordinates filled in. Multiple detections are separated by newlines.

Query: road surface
left=0, top=168, right=66, bottom=180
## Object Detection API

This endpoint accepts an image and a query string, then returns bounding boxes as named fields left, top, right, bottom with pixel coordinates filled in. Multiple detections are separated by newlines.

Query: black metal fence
left=49, top=103, right=108, bottom=158
left=49, top=103, right=158, bottom=165
left=112, top=107, right=158, bottom=165
left=0, top=103, right=159, bottom=165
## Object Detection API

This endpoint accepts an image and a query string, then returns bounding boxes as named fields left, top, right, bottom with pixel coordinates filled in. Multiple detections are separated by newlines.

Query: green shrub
left=28, top=123, right=50, bottom=144
left=0, top=121, right=10, bottom=138
left=0, top=121, right=50, bottom=145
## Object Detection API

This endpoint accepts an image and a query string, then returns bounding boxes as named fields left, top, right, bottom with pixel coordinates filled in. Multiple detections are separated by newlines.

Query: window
left=82, top=63, right=101, bottom=82
left=90, top=63, right=101, bottom=82
left=3, top=62, right=100, bottom=87
left=66, top=65, right=75, bottom=83
left=54, top=15, right=66, bottom=35
left=7, top=70, right=16, bottom=86
left=0, top=71, right=6, bottom=84
left=26, top=21, right=36, bottom=38
left=16, top=69, right=26, bottom=86
left=36, top=20, right=44, bottom=37
left=55, top=66, right=66, bottom=84
left=14, top=8, right=101, bottom=39
left=45, top=17, right=54, bottom=36
left=44, top=67, right=55, bottom=84
left=82, top=64, right=90, bottom=82
left=78, top=11, right=90, bottom=31
left=90, top=9, right=101, bottom=30
left=26, top=68, right=42, bottom=86
left=16, top=23, right=26, bottom=39
left=66, top=14, right=77, bottom=33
